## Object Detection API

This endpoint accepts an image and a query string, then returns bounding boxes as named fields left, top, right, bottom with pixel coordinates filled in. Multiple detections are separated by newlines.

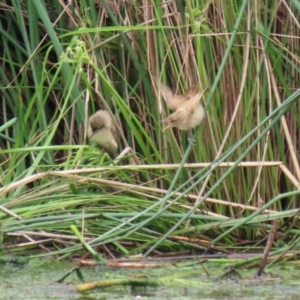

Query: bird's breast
left=177, top=105, right=205, bottom=130
left=89, top=127, right=117, bottom=149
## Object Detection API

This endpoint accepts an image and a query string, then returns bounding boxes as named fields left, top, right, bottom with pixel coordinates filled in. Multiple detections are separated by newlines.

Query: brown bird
left=159, top=82, right=206, bottom=144
left=88, top=110, right=117, bottom=155
left=162, top=92, right=205, bottom=131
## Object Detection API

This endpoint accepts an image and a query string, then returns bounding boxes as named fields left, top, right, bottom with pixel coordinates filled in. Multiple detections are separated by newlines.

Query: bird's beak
left=163, top=123, right=173, bottom=131
left=161, top=118, right=173, bottom=131
left=160, top=118, right=169, bottom=131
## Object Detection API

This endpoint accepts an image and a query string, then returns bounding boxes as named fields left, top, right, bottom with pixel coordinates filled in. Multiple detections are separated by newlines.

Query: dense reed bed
left=0, top=1, right=300, bottom=263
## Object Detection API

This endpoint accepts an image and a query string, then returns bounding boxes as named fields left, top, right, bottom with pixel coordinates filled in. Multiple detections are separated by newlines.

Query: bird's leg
left=188, top=137, right=196, bottom=146
left=187, top=130, right=196, bottom=146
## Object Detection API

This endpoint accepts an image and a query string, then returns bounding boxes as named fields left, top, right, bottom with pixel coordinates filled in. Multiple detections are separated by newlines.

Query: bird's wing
left=185, top=86, right=198, bottom=98
left=185, top=88, right=207, bottom=111
left=160, top=82, right=193, bottom=111
left=111, top=121, right=117, bottom=143
left=105, top=111, right=118, bottom=147
left=168, top=94, right=190, bottom=111
left=159, top=82, right=173, bottom=104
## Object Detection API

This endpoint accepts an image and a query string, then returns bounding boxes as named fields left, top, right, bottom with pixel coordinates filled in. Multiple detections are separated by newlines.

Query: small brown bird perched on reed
left=88, top=110, right=117, bottom=156
left=159, top=81, right=206, bottom=144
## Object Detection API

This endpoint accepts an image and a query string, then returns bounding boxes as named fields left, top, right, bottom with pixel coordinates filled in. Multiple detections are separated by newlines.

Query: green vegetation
left=1, top=0, right=300, bottom=263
